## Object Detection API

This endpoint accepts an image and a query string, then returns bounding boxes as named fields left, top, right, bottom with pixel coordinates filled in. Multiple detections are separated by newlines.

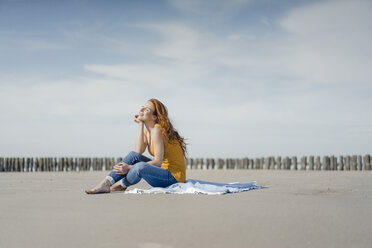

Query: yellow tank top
left=145, top=124, right=186, bottom=183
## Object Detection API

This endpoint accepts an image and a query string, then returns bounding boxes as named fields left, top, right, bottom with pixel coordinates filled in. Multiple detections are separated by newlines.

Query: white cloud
left=278, top=0, right=372, bottom=84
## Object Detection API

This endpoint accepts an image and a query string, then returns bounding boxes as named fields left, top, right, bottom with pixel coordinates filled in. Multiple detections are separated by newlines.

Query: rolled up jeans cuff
left=121, top=177, right=131, bottom=187
left=105, top=176, right=115, bottom=185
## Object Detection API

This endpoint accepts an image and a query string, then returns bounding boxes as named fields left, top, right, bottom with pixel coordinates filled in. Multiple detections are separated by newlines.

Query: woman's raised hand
left=113, top=162, right=132, bottom=175
left=134, top=114, right=142, bottom=124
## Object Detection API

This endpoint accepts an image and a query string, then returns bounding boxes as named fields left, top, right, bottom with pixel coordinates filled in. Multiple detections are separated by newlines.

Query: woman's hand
left=134, top=114, right=143, bottom=124
left=113, top=162, right=132, bottom=175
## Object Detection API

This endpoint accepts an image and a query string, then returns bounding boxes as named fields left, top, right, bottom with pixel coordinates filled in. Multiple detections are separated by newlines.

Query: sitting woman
left=85, top=98, right=187, bottom=194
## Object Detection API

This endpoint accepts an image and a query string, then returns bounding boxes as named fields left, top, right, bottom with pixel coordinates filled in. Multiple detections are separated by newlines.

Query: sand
left=0, top=170, right=371, bottom=248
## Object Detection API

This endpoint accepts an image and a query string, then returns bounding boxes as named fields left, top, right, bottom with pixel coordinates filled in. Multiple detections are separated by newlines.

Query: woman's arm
left=146, top=126, right=164, bottom=167
left=134, top=118, right=148, bottom=154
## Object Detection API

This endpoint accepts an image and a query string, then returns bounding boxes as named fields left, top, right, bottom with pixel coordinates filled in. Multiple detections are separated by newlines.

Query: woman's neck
left=144, top=121, right=156, bottom=132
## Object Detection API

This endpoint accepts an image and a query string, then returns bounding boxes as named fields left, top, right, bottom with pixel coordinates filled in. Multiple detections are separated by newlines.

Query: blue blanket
left=124, top=179, right=264, bottom=195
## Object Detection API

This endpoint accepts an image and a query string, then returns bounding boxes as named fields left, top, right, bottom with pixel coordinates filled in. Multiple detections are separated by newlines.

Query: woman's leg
left=85, top=151, right=151, bottom=194
left=105, top=151, right=151, bottom=185
left=120, top=161, right=178, bottom=188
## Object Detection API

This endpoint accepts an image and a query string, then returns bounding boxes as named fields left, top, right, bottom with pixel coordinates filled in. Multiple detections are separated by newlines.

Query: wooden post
left=15, top=158, right=20, bottom=172
left=276, top=157, right=281, bottom=170
left=242, top=157, right=248, bottom=169
left=21, top=158, right=25, bottom=172
left=11, top=157, right=16, bottom=171
left=206, top=158, right=211, bottom=170
left=315, top=156, right=321, bottom=170
left=351, top=155, right=357, bottom=170
left=0, top=157, right=3, bottom=172
left=270, top=157, right=275, bottom=170
left=253, top=158, right=259, bottom=169
left=322, top=156, right=330, bottom=170
left=53, top=157, right=57, bottom=172
left=100, top=158, right=104, bottom=171
left=260, top=157, right=264, bottom=170
left=300, top=156, right=307, bottom=170
left=200, top=158, right=205, bottom=170
left=291, top=156, right=297, bottom=170
left=308, top=156, right=314, bottom=170
left=330, top=156, right=336, bottom=170
left=189, top=158, right=194, bottom=169
left=264, top=157, right=270, bottom=170
left=234, top=158, right=240, bottom=169
left=345, top=156, right=351, bottom=170
left=357, top=155, right=363, bottom=170
left=216, top=158, right=223, bottom=170
left=210, top=158, right=216, bottom=170
left=282, top=157, right=288, bottom=170
left=363, top=155, right=371, bottom=170
left=247, top=159, right=252, bottom=170
left=338, top=156, right=344, bottom=171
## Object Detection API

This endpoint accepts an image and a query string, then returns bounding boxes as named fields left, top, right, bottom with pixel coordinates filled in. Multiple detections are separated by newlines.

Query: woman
left=85, top=99, right=187, bottom=194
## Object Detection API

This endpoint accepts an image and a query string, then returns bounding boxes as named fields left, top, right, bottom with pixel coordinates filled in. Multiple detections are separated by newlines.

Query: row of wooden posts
left=0, top=155, right=371, bottom=172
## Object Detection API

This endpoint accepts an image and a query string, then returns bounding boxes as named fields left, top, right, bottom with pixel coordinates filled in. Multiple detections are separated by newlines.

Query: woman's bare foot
left=110, top=181, right=127, bottom=192
left=85, top=179, right=111, bottom=194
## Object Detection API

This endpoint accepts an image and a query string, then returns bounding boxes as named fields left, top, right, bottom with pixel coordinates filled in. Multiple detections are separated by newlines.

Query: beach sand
left=0, top=170, right=371, bottom=248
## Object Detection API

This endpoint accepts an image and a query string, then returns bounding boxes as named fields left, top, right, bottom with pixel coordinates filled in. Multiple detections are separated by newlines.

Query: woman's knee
left=132, top=162, right=148, bottom=172
left=127, top=151, right=139, bottom=156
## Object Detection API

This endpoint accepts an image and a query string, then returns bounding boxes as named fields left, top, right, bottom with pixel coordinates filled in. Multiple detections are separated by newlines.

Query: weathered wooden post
left=253, top=158, right=259, bottom=169
left=5, top=158, right=9, bottom=171
left=35, top=158, right=40, bottom=172
left=308, top=156, right=314, bottom=170
left=200, top=158, right=205, bottom=170
left=11, top=157, right=16, bottom=171
left=300, top=156, right=307, bottom=170
left=330, top=156, right=336, bottom=170
left=193, top=158, right=198, bottom=170
left=291, top=156, right=297, bottom=170
left=20, top=158, right=24, bottom=172
left=322, top=156, right=330, bottom=170
left=185, top=158, right=189, bottom=169
left=216, top=158, right=223, bottom=170
left=210, top=158, right=216, bottom=170
left=270, top=157, right=275, bottom=170
left=264, top=157, right=270, bottom=170
left=276, top=157, right=281, bottom=170
left=234, top=158, right=240, bottom=169
left=30, top=158, right=34, bottom=172
left=189, top=158, right=194, bottom=169
left=363, top=155, right=371, bottom=170
left=357, top=155, right=363, bottom=170
left=93, top=157, right=97, bottom=171
left=14, top=158, right=19, bottom=172
left=345, top=156, right=351, bottom=170
left=247, top=159, right=253, bottom=169
left=258, top=157, right=263, bottom=170
left=351, top=155, right=357, bottom=170
left=338, top=156, right=344, bottom=171
left=205, top=158, right=210, bottom=170
left=314, top=156, right=321, bottom=170
left=242, top=157, right=248, bottom=169
left=52, top=157, right=56, bottom=172
left=100, top=158, right=104, bottom=171
left=282, top=157, right=288, bottom=170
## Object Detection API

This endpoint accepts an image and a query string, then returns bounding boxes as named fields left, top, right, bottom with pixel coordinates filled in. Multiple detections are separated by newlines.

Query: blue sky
left=1, top=0, right=371, bottom=158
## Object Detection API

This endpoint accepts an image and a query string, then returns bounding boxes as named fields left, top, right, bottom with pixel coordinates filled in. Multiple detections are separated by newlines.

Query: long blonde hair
left=149, top=98, right=187, bottom=158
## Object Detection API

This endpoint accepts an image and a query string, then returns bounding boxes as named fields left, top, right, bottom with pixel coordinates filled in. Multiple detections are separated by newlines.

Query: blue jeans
left=106, top=151, right=178, bottom=188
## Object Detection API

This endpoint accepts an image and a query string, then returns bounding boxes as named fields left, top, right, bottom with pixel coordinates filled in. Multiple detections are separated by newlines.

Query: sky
left=0, top=0, right=371, bottom=159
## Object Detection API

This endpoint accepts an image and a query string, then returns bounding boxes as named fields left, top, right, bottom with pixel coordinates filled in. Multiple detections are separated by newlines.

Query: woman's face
left=138, top=101, right=156, bottom=122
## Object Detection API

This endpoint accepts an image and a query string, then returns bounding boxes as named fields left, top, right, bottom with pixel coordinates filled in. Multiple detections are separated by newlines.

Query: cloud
left=278, top=0, right=372, bottom=84
left=168, top=0, right=253, bottom=15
